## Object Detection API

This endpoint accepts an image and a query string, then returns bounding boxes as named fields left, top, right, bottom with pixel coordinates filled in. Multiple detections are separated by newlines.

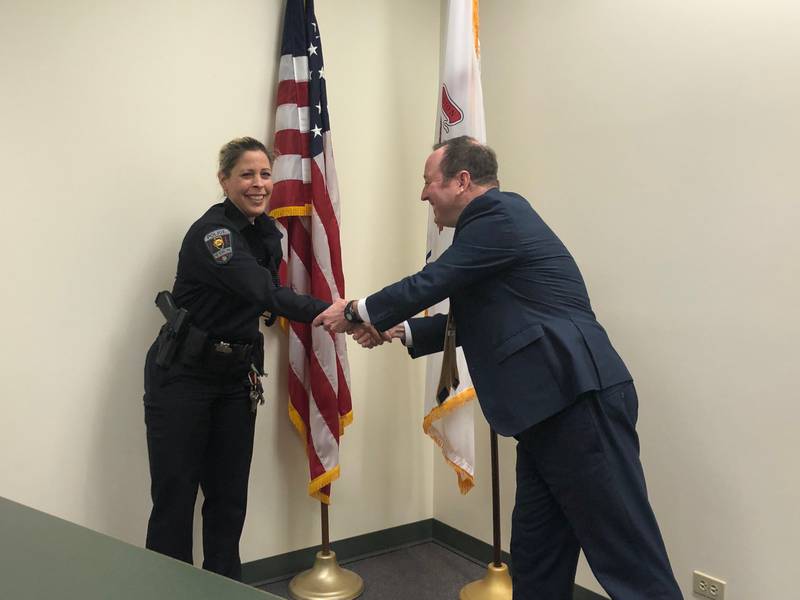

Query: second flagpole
left=459, top=428, right=513, bottom=600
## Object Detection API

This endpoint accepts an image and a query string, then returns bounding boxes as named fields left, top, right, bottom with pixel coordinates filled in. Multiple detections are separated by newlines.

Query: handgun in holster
left=154, top=290, right=190, bottom=368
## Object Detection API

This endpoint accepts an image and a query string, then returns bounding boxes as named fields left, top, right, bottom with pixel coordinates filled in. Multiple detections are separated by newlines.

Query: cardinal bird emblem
left=440, top=84, right=464, bottom=133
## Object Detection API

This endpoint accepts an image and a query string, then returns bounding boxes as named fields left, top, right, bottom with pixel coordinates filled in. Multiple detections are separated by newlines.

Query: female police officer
left=143, top=137, right=331, bottom=580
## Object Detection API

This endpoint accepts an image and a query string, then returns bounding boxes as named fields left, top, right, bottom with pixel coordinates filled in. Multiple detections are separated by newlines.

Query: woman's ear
left=218, top=171, right=227, bottom=194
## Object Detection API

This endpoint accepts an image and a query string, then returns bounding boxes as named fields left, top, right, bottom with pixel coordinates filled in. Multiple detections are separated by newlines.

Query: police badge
left=204, top=228, right=233, bottom=264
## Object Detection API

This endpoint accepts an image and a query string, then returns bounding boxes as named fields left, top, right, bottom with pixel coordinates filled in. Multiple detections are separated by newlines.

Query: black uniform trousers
left=143, top=344, right=256, bottom=581
left=511, top=381, right=683, bottom=600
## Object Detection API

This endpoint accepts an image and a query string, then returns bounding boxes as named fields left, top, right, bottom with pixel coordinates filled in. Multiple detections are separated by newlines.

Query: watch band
left=344, top=299, right=363, bottom=324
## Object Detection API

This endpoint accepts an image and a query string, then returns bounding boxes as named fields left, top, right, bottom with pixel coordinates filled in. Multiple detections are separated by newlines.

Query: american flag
left=270, top=0, right=351, bottom=504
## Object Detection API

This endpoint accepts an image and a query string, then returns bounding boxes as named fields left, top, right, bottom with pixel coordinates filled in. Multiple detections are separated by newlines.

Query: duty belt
left=208, top=338, right=254, bottom=361
left=176, top=325, right=256, bottom=374
left=154, top=290, right=260, bottom=375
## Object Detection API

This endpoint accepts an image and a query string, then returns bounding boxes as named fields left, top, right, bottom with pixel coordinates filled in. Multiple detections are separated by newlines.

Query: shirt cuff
left=357, top=298, right=371, bottom=324
left=402, top=321, right=413, bottom=347
left=357, top=299, right=410, bottom=345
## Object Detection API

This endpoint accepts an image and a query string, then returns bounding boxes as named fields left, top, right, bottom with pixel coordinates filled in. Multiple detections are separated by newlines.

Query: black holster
left=154, top=291, right=189, bottom=368
left=155, top=323, right=184, bottom=368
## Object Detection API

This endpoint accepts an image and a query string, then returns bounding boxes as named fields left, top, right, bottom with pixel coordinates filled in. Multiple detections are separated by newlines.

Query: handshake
left=312, top=298, right=404, bottom=349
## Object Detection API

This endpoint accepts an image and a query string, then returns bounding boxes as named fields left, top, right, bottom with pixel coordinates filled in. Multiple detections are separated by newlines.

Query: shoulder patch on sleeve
left=204, top=228, right=233, bottom=264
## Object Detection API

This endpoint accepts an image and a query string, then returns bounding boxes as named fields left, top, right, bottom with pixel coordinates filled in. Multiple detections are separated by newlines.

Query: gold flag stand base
left=459, top=562, right=513, bottom=600
left=288, top=550, right=364, bottom=600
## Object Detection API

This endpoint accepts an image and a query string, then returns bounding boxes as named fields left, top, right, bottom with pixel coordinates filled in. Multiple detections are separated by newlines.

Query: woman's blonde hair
left=218, top=137, right=273, bottom=178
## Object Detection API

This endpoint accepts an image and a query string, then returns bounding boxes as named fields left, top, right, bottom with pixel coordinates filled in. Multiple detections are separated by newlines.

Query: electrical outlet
left=693, top=570, right=726, bottom=600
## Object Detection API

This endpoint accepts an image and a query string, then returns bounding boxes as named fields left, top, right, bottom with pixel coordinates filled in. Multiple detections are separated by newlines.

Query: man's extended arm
left=314, top=201, right=519, bottom=333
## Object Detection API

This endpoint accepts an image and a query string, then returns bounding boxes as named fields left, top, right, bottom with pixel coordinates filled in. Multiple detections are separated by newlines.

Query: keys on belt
left=248, top=363, right=266, bottom=412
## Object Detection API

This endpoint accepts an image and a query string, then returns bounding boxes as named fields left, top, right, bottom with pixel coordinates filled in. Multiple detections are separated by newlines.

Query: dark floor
left=258, top=542, right=487, bottom=600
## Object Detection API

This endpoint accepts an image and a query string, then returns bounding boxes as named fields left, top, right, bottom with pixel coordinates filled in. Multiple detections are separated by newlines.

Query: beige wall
left=3, top=1, right=799, bottom=597
left=0, top=0, right=436, bottom=563
left=434, top=1, right=800, bottom=599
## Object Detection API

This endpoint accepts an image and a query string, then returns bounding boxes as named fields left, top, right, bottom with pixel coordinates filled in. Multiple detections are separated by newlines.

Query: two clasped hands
left=312, top=298, right=404, bottom=349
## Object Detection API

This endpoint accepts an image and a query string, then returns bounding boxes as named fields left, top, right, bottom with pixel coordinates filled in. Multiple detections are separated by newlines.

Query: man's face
left=421, top=148, right=462, bottom=228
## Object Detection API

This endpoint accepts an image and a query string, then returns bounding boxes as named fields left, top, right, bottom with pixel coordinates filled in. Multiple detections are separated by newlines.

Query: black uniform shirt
left=172, top=198, right=329, bottom=343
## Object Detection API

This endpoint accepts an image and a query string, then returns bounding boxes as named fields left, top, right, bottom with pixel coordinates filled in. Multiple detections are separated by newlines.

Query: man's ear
left=458, top=170, right=471, bottom=191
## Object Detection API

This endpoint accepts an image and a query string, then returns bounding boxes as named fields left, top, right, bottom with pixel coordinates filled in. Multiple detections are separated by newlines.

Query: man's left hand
left=351, top=324, right=391, bottom=348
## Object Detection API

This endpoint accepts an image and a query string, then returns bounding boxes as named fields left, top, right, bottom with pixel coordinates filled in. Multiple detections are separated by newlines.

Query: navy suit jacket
left=365, top=188, right=632, bottom=436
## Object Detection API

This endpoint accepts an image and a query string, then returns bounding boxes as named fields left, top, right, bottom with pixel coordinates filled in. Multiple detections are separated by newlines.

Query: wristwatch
left=343, top=300, right=363, bottom=324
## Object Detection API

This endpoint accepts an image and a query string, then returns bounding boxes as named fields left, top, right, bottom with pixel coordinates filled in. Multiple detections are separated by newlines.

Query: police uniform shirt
left=172, top=198, right=328, bottom=343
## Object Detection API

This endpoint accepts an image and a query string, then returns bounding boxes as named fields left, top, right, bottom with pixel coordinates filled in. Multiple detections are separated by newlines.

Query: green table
left=0, top=496, right=280, bottom=600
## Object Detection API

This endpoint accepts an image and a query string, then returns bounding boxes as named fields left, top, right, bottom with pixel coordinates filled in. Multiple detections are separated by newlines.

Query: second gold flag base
left=288, top=550, right=364, bottom=600
left=459, top=562, right=513, bottom=600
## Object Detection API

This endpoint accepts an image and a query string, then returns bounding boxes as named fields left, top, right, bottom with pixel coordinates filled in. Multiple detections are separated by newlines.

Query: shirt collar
left=223, top=198, right=253, bottom=232
left=223, top=197, right=283, bottom=239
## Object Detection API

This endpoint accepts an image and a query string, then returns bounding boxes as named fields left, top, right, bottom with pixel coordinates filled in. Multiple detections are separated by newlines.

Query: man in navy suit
left=315, top=136, right=683, bottom=600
